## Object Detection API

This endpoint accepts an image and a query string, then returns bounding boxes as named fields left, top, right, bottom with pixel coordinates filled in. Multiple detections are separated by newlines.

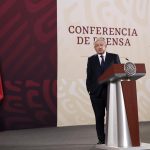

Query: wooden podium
left=96, top=64, right=150, bottom=150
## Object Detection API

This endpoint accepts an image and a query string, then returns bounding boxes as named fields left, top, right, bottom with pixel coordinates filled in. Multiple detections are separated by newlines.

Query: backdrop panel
left=57, top=0, right=150, bottom=126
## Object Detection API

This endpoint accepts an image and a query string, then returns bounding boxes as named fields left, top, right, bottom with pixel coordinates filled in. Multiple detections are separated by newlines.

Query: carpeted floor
left=0, top=122, right=150, bottom=150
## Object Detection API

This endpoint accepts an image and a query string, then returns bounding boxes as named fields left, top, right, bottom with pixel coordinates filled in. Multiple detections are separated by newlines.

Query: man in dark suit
left=86, top=37, right=120, bottom=144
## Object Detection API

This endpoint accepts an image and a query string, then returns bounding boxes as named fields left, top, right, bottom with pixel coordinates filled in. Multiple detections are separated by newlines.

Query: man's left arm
left=114, top=54, right=121, bottom=64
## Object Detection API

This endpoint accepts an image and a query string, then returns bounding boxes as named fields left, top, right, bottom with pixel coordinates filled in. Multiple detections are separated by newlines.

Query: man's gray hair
left=94, top=37, right=107, bottom=46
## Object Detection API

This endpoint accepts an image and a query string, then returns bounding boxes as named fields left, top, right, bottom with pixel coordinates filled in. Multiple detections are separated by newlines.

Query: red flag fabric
left=0, top=76, right=4, bottom=101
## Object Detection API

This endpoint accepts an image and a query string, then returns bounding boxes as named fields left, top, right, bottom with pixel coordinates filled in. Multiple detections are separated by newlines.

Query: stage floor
left=0, top=122, right=150, bottom=150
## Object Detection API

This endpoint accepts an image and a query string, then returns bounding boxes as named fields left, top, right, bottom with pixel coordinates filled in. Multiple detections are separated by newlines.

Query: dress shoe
left=97, top=139, right=105, bottom=144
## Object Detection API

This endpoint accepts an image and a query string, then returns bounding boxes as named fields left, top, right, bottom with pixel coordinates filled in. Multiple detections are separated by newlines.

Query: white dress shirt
left=98, top=52, right=106, bottom=66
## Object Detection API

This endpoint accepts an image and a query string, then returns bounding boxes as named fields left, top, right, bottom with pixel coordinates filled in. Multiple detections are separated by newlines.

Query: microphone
left=125, top=57, right=129, bottom=61
left=120, top=57, right=130, bottom=63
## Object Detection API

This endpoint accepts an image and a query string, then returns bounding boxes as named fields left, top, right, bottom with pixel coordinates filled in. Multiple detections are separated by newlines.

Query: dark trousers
left=90, top=86, right=107, bottom=141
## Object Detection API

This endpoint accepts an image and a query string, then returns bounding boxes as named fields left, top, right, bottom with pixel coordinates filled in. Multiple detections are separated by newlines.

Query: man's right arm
left=86, top=58, right=92, bottom=94
left=86, top=57, right=97, bottom=95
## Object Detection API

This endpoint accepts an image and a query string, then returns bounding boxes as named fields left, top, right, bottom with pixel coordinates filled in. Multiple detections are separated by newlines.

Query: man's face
left=94, top=40, right=106, bottom=54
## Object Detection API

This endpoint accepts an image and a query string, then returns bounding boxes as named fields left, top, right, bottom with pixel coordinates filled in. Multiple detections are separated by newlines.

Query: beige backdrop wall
left=57, top=0, right=150, bottom=126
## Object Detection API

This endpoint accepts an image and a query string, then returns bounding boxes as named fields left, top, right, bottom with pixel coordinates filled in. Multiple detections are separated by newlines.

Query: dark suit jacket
left=86, top=52, right=120, bottom=98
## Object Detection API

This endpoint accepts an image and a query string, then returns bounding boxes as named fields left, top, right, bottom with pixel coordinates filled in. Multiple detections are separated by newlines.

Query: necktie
left=100, top=55, right=105, bottom=70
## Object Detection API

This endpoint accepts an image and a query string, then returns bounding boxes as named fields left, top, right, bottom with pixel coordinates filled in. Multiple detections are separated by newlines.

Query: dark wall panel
left=0, top=0, right=57, bottom=130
